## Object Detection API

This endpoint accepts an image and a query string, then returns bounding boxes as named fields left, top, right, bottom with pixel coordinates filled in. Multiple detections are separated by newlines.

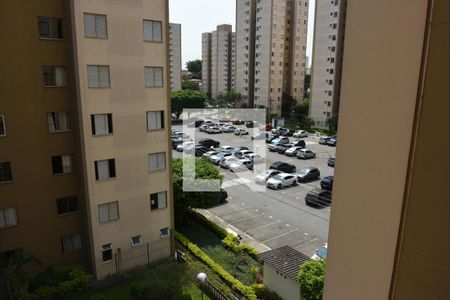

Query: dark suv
left=297, top=167, right=320, bottom=183
left=305, top=189, right=332, bottom=207
left=320, top=176, right=334, bottom=190
left=269, top=161, right=296, bottom=173
left=198, top=138, right=220, bottom=148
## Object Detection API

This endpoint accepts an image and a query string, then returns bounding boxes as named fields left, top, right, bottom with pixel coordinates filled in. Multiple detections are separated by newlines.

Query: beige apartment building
left=235, top=0, right=257, bottom=106
left=201, top=32, right=212, bottom=97
left=309, top=0, right=345, bottom=129
left=169, top=23, right=182, bottom=91
left=0, top=0, right=173, bottom=279
left=253, top=0, right=308, bottom=115
left=323, top=0, right=448, bottom=299
left=202, top=24, right=233, bottom=99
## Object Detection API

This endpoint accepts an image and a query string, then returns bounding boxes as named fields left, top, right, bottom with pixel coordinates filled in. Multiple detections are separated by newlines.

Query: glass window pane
left=108, top=202, right=118, bottom=220
left=87, top=66, right=99, bottom=87
left=97, top=160, right=110, bottom=180
left=84, top=13, right=96, bottom=37
left=95, top=15, right=107, bottom=38
left=143, top=20, right=153, bottom=41
left=152, top=21, right=162, bottom=42
left=99, top=204, right=109, bottom=222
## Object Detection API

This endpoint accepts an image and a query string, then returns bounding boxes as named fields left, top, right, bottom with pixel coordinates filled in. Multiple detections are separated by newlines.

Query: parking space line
left=245, top=220, right=281, bottom=233
left=231, top=213, right=264, bottom=224
left=218, top=207, right=253, bottom=218
left=262, top=228, right=299, bottom=243
left=293, top=236, right=319, bottom=250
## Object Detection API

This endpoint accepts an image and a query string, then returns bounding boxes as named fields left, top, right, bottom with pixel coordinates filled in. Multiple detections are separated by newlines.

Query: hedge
left=175, top=231, right=257, bottom=300
left=187, top=210, right=260, bottom=259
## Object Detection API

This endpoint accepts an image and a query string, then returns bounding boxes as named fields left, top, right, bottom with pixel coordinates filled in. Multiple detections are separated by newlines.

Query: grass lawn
left=177, top=217, right=261, bottom=286
left=67, top=260, right=210, bottom=300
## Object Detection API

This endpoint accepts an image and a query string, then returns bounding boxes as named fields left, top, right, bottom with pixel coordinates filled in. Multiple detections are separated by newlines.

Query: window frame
left=101, top=243, right=113, bottom=262
left=0, top=114, right=6, bottom=137
left=94, top=159, right=116, bottom=181
left=0, top=207, right=18, bottom=229
left=56, top=196, right=79, bottom=216
left=150, top=191, right=167, bottom=211
left=98, top=201, right=119, bottom=223
left=38, top=16, right=63, bottom=40
left=51, top=154, right=75, bottom=175
left=144, top=66, right=164, bottom=88
left=87, top=65, right=111, bottom=88
left=47, top=112, right=71, bottom=133
left=61, top=233, right=83, bottom=253
left=131, top=235, right=142, bottom=247
left=160, top=227, right=170, bottom=238
left=42, top=65, right=67, bottom=87
left=143, top=19, right=163, bottom=43
left=83, top=13, right=108, bottom=39
left=91, top=113, right=113, bottom=136
left=148, top=152, right=166, bottom=173
left=0, top=162, right=13, bottom=183
left=146, top=111, right=165, bottom=131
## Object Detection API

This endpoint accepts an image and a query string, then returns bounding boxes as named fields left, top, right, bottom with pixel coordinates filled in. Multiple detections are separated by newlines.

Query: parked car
left=290, top=139, right=306, bottom=148
left=269, top=161, right=296, bottom=173
left=305, top=189, right=332, bottom=207
left=327, top=156, right=335, bottom=167
left=235, top=128, right=249, bottom=135
left=231, top=146, right=249, bottom=154
left=173, top=132, right=190, bottom=139
left=319, top=136, right=331, bottom=145
left=251, top=132, right=267, bottom=140
left=296, top=149, right=316, bottom=159
left=268, top=138, right=290, bottom=151
left=220, top=145, right=234, bottom=152
left=272, top=127, right=291, bottom=136
left=220, top=156, right=240, bottom=169
left=293, top=130, right=308, bottom=138
left=311, top=244, right=328, bottom=260
left=176, top=141, right=195, bottom=152
left=210, top=152, right=233, bottom=164
left=235, top=149, right=254, bottom=159
left=232, top=119, right=243, bottom=125
left=195, top=145, right=209, bottom=157
left=255, top=169, right=282, bottom=184
left=229, top=159, right=254, bottom=172
left=172, top=137, right=184, bottom=149
left=297, top=167, right=321, bottom=183
left=266, top=173, right=297, bottom=189
left=275, top=143, right=294, bottom=154
left=285, top=146, right=304, bottom=157
left=199, top=124, right=209, bottom=132
left=223, top=125, right=237, bottom=133
left=204, top=120, right=214, bottom=126
left=244, top=153, right=264, bottom=164
left=265, top=133, right=280, bottom=143
left=327, top=136, right=337, bottom=146
left=198, top=138, right=220, bottom=148
left=320, top=176, right=334, bottom=190
left=245, top=121, right=254, bottom=128
left=218, top=189, right=228, bottom=203
left=202, top=150, right=218, bottom=159
left=207, top=126, right=222, bottom=134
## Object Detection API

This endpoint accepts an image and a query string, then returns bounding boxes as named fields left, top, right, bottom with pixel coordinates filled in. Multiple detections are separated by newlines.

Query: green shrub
left=175, top=231, right=257, bottom=300
left=90, top=295, right=107, bottom=300
left=251, top=284, right=283, bottom=300
left=130, top=280, right=175, bottom=299
left=298, top=259, right=326, bottom=300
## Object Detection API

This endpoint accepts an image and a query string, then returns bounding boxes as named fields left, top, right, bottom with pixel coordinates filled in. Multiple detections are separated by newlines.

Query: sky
left=169, top=0, right=315, bottom=68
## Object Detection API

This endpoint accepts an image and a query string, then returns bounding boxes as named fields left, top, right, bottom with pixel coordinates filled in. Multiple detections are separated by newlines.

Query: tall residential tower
left=169, top=23, right=182, bottom=91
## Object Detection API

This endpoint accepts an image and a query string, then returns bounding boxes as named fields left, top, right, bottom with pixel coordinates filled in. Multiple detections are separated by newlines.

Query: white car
left=255, top=169, right=282, bottom=184
left=210, top=152, right=232, bottom=164
left=223, top=125, right=237, bottom=133
left=293, top=130, right=308, bottom=138
left=311, top=244, right=328, bottom=260
left=221, top=145, right=234, bottom=152
left=202, top=151, right=218, bottom=159
left=235, top=149, right=254, bottom=159
left=199, top=124, right=209, bottom=132
left=234, top=128, right=249, bottom=135
left=284, top=146, right=304, bottom=157
left=220, top=156, right=239, bottom=169
left=296, top=149, right=316, bottom=159
left=266, top=173, right=297, bottom=189
left=207, top=126, right=222, bottom=134
left=229, top=159, right=254, bottom=172
left=244, top=153, right=264, bottom=164
left=176, top=142, right=194, bottom=152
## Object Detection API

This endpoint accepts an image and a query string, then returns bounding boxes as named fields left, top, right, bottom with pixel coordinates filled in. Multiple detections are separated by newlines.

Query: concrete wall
left=263, top=264, right=300, bottom=300
left=201, top=32, right=211, bottom=96
left=169, top=23, right=182, bottom=91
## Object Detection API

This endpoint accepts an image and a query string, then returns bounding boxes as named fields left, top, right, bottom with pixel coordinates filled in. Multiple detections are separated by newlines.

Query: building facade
left=201, top=33, right=212, bottom=97
left=253, top=0, right=308, bottom=116
left=169, top=23, right=182, bottom=91
left=309, top=0, right=346, bottom=129
left=0, top=0, right=174, bottom=279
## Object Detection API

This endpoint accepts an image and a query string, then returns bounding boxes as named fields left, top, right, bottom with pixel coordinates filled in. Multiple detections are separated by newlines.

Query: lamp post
left=196, top=272, right=208, bottom=300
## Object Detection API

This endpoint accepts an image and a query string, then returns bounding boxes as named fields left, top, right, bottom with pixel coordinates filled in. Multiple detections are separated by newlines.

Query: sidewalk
left=195, top=208, right=272, bottom=254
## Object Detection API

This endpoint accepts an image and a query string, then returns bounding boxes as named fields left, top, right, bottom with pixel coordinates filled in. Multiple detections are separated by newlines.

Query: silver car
left=229, top=159, right=254, bottom=172
left=255, top=169, right=282, bottom=184
left=284, top=146, right=304, bottom=157
left=266, top=173, right=297, bottom=189
left=220, top=156, right=239, bottom=169
left=296, top=149, right=316, bottom=159
left=202, top=151, right=218, bottom=159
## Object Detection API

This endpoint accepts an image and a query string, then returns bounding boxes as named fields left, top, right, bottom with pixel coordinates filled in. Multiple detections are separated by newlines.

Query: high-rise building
left=235, top=0, right=257, bottom=107
left=201, top=32, right=212, bottom=97
left=309, top=0, right=346, bottom=129
left=0, top=0, right=173, bottom=279
left=202, top=24, right=234, bottom=99
left=253, top=0, right=309, bottom=116
left=231, top=32, right=236, bottom=91
left=169, top=23, right=182, bottom=91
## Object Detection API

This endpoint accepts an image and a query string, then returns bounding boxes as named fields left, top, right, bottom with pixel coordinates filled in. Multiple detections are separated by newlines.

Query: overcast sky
left=169, top=0, right=315, bottom=69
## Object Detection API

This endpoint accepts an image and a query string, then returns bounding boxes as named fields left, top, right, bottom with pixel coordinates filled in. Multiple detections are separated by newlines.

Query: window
left=0, top=207, right=18, bottom=228
left=101, top=244, right=112, bottom=262
left=143, top=20, right=162, bottom=42
left=51, top=155, right=74, bottom=175
left=84, top=13, right=107, bottom=38
left=150, top=192, right=167, bottom=210
left=98, top=201, right=119, bottom=223
left=0, top=115, right=5, bottom=137
left=0, top=162, right=13, bottom=183
left=327, top=112, right=331, bottom=117
left=61, top=233, right=82, bottom=253
left=146, top=111, right=164, bottom=131
left=42, top=66, right=67, bottom=87
left=160, top=227, right=170, bottom=238
left=38, top=17, right=63, bottom=39
left=332, top=23, right=337, bottom=29
left=48, top=112, right=71, bottom=133
left=131, top=235, right=141, bottom=247
left=87, top=65, right=110, bottom=88
left=91, top=114, right=113, bottom=135
left=56, top=196, right=79, bottom=215
left=144, top=67, right=163, bottom=87
left=148, top=152, right=166, bottom=172
left=94, top=159, right=116, bottom=181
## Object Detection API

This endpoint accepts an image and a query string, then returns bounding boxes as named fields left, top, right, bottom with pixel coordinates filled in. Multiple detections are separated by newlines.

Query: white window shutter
left=97, top=160, right=110, bottom=180
left=157, top=153, right=166, bottom=170
left=149, top=154, right=157, bottom=171
left=99, top=204, right=109, bottom=222
left=62, top=155, right=73, bottom=173
left=96, top=15, right=107, bottom=38
left=108, top=202, right=118, bottom=220
left=94, top=114, right=108, bottom=135
left=5, top=208, right=17, bottom=227
left=145, top=67, right=154, bottom=87
left=87, top=66, right=99, bottom=87
left=0, top=211, right=5, bottom=228
left=98, top=66, right=110, bottom=87
left=55, top=67, right=67, bottom=87
left=84, top=14, right=96, bottom=37
left=48, top=113, right=56, bottom=132
left=72, top=234, right=82, bottom=250
left=143, top=20, right=153, bottom=41
left=153, top=21, right=162, bottom=42
left=155, top=111, right=162, bottom=129
left=154, top=67, right=163, bottom=87
left=147, top=112, right=156, bottom=130
left=56, top=112, right=66, bottom=131
left=159, top=192, right=167, bottom=208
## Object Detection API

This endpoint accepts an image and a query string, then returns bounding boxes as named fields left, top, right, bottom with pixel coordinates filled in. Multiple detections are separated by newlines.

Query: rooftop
left=258, top=246, right=310, bottom=280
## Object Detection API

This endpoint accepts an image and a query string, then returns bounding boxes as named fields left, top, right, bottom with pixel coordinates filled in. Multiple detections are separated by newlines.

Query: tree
left=185, top=59, right=202, bottom=79
left=294, top=99, right=310, bottom=117
left=181, top=79, right=199, bottom=90
left=298, top=259, right=326, bottom=300
left=172, top=158, right=224, bottom=223
left=303, top=73, right=311, bottom=99
left=281, top=92, right=296, bottom=117
left=171, top=90, right=206, bottom=119
left=214, top=91, right=242, bottom=108
left=325, top=115, right=339, bottom=132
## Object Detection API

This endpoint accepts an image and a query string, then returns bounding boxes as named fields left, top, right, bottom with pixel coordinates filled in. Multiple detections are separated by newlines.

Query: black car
left=265, top=133, right=280, bottom=143
left=297, top=167, right=321, bottom=183
left=218, top=190, right=228, bottom=203
left=291, top=139, right=306, bottom=148
left=245, top=121, right=254, bottom=128
left=172, top=137, right=183, bottom=149
left=327, top=156, right=335, bottom=167
left=275, top=143, right=292, bottom=154
left=305, top=189, right=332, bottom=207
left=198, top=138, right=220, bottom=148
left=320, top=176, right=334, bottom=190
left=269, top=161, right=296, bottom=173
left=195, top=145, right=209, bottom=157
left=327, top=136, right=337, bottom=146
left=319, top=136, right=331, bottom=145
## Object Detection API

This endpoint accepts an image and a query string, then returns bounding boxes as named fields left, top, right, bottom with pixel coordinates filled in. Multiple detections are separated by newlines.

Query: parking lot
left=172, top=124, right=335, bottom=257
